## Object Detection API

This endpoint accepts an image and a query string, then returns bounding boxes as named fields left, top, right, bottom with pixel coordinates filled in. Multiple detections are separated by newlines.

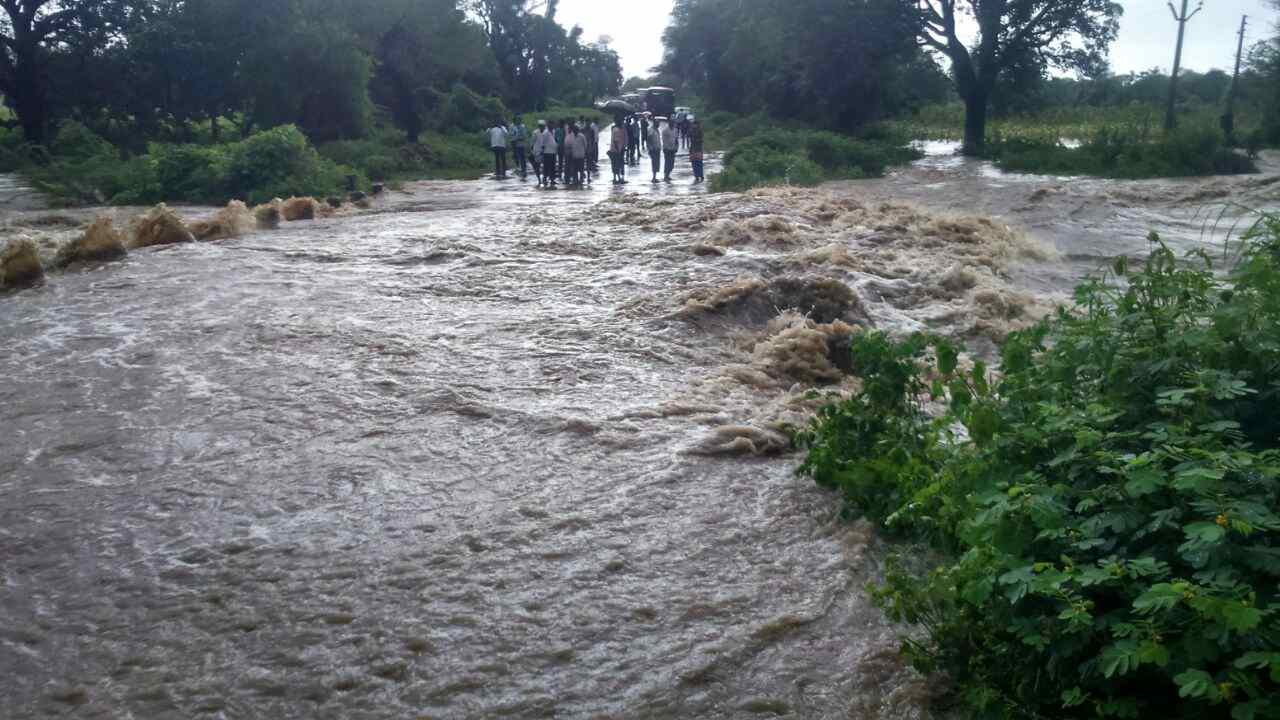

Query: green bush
left=798, top=215, right=1280, bottom=719
left=318, top=125, right=491, bottom=181
left=435, top=83, right=509, bottom=133
left=712, top=128, right=920, bottom=192
left=989, top=123, right=1258, bottom=178
left=21, top=124, right=358, bottom=205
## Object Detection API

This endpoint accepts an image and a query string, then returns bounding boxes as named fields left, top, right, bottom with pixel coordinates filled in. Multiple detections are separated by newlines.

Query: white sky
left=552, top=0, right=1278, bottom=79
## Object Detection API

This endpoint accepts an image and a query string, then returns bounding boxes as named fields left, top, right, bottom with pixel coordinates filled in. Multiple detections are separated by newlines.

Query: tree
left=914, top=0, right=1121, bottom=154
left=0, top=0, right=126, bottom=143
left=660, top=0, right=926, bottom=130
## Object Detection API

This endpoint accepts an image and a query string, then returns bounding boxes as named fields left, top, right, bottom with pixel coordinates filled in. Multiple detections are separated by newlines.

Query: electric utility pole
left=1165, top=0, right=1204, bottom=131
left=1222, top=15, right=1248, bottom=142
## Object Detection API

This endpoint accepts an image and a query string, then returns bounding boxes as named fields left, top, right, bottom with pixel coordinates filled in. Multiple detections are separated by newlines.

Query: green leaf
left=1174, top=669, right=1220, bottom=701
left=1133, top=583, right=1182, bottom=613
left=1174, top=467, right=1226, bottom=491
left=1101, top=640, right=1140, bottom=678
left=1124, top=468, right=1165, bottom=497
left=1221, top=603, right=1263, bottom=632
left=937, top=342, right=958, bottom=375
left=1138, top=640, right=1170, bottom=667
left=1183, top=522, right=1226, bottom=545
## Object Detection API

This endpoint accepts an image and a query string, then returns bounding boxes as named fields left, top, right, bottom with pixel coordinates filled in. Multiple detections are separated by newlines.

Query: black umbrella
left=599, top=99, right=635, bottom=114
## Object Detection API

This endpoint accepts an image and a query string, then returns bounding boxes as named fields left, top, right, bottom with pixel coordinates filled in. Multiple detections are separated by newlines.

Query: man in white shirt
left=487, top=121, right=508, bottom=179
left=530, top=120, right=546, bottom=184
left=568, top=125, right=589, bottom=187
left=659, top=119, right=678, bottom=182
left=647, top=120, right=661, bottom=183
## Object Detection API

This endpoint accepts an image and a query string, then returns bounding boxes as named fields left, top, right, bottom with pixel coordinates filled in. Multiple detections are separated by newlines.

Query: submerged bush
left=990, top=123, right=1258, bottom=178
left=22, top=124, right=360, bottom=206
left=712, top=128, right=920, bottom=192
left=799, top=215, right=1280, bottom=719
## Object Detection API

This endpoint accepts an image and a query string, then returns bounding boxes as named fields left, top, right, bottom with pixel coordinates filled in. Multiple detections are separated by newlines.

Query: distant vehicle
left=674, top=106, right=692, bottom=124
left=640, top=87, right=676, bottom=119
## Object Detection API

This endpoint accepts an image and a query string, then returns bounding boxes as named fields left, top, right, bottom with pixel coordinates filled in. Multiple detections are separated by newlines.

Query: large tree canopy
left=660, top=0, right=947, bottom=132
left=0, top=0, right=127, bottom=143
left=3, top=0, right=620, bottom=145
left=915, top=0, right=1122, bottom=154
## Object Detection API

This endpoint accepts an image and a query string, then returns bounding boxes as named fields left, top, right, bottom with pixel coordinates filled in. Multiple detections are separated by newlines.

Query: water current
left=2, top=144, right=1278, bottom=719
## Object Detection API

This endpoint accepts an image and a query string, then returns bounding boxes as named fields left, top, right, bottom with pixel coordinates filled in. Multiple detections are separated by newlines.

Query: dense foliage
left=798, top=216, right=1280, bottom=718
left=5, top=123, right=360, bottom=205
left=711, top=128, right=921, bottom=192
left=659, top=0, right=950, bottom=133
left=988, top=123, right=1258, bottom=179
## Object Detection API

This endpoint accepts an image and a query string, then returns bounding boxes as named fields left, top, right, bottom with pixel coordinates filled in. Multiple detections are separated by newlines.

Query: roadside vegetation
left=711, top=127, right=921, bottom=192
left=797, top=214, right=1280, bottom=719
left=0, top=0, right=621, bottom=205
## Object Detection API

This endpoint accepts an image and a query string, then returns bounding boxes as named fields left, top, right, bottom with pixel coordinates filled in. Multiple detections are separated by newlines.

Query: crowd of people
left=486, top=113, right=704, bottom=188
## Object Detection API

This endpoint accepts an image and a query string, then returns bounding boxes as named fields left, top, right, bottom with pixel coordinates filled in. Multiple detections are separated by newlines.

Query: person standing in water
left=487, top=120, right=508, bottom=179
left=588, top=118, right=601, bottom=173
left=688, top=115, right=705, bottom=183
left=510, top=116, right=529, bottom=179
left=640, top=116, right=650, bottom=155
left=554, top=120, right=567, bottom=186
left=659, top=118, right=677, bottom=182
left=569, top=124, right=588, bottom=187
left=530, top=120, right=547, bottom=185
left=647, top=120, right=661, bottom=183
left=609, top=118, right=627, bottom=184
left=540, top=121, right=558, bottom=188
left=627, top=117, right=640, bottom=165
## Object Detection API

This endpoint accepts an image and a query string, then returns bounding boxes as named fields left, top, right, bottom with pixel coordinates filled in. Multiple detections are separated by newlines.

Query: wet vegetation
left=0, top=0, right=621, bottom=204
left=988, top=123, right=1258, bottom=179
left=711, top=129, right=921, bottom=192
left=798, top=214, right=1280, bottom=719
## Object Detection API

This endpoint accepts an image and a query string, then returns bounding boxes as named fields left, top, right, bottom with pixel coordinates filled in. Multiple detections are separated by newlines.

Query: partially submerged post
left=1222, top=15, right=1249, bottom=143
left=1165, top=0, right=1204, bottom=131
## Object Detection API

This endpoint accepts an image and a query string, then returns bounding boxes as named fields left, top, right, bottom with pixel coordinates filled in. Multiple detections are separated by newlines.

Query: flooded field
left=2, top=145, right=1278, bottom=718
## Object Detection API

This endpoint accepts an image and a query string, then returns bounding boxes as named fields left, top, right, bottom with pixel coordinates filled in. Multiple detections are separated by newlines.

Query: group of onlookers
left=487, top=116, right=601, bottom=187
left=488, top=112, right=704, bottom=187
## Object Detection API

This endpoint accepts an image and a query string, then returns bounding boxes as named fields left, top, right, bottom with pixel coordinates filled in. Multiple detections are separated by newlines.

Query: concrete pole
left=1165, top=0, right=1203, bottom=131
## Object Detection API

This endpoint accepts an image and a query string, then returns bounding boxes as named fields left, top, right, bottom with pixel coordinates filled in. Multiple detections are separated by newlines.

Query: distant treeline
left=0, top=0, right=623, bottom=148
left=655, top=0, right=1280, bottom=148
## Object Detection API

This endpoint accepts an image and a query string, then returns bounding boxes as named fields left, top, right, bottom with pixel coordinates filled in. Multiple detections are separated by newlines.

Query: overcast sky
left=552, top=0, right=1278, bottom=79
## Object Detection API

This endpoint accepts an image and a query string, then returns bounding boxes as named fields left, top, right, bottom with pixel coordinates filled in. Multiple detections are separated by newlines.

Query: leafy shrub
left=989, top=123, right=1258, bottom=178
left=22, top=124, right=358, bottom=205
left=712, top=128, right=920, bottom=192
left=799, top=215, right=1280, bottom=719
left=435, top=83, right=509, bottom=133
left=318, top=126, right=491, bottom=181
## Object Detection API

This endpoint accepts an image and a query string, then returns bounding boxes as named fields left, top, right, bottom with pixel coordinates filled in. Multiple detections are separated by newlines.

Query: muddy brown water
left=2, top=145, right=1278, bottom=719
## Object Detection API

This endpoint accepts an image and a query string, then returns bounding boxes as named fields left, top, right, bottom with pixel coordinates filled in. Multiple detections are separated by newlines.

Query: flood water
left=2, top=144, right=1278, bottom=719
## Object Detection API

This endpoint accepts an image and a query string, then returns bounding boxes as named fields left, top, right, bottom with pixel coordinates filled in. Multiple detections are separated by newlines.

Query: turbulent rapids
left=2, top=147, right=1278, bottom=718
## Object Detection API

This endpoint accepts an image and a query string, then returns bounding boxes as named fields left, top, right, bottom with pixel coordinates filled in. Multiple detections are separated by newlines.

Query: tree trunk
left=962, top=90, right=988, bottom=156
left=12, top=57, right=48, bottom=145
